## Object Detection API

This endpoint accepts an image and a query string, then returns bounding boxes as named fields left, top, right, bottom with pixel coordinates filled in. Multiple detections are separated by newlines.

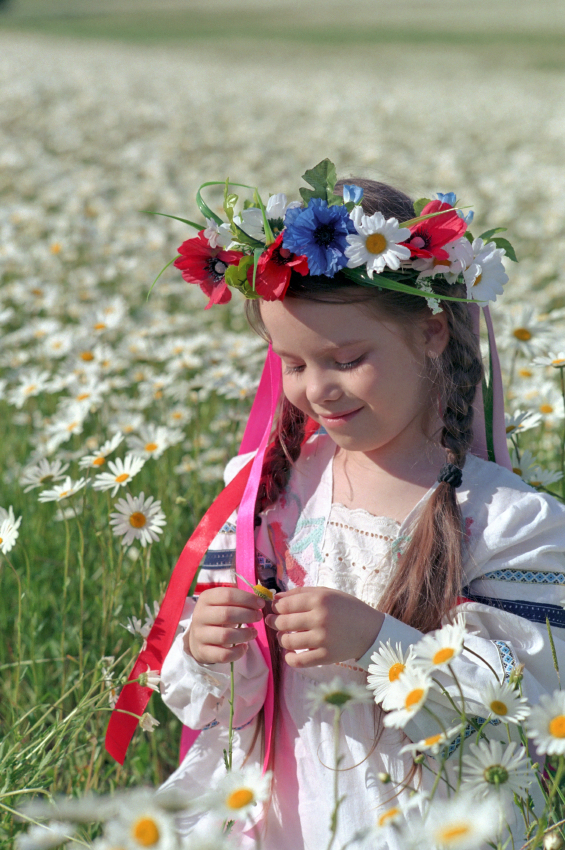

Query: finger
left=203, top=586, right=266, bottom=610
left=265, top=612, right=314, bottom=632
left=278, top=630, right=316, bottom=652
left=205, top=606, right=264, bottom=626
left=200, top=625, right=258, bottom=647
left=284, top=647, right=329, bottom=668
left=271, top=591, right=315, bottom=615
left=201, top=643, right=249, bottom=665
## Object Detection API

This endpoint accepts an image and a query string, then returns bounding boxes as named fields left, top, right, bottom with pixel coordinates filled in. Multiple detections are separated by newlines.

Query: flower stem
left=227, top=660, right=235, bottom=772
left=326, top=708, right=344, bottom=850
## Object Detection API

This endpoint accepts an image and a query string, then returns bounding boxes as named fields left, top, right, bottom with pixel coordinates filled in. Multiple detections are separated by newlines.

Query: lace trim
left=331, top=502, right=401, bottom=527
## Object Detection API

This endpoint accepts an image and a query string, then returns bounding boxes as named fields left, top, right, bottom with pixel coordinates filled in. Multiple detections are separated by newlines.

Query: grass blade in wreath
left=146, top=256, right=179, bottom=300
left=342, top=268, right=474, bottom=304
left=142, top=211, right=203, bottom=230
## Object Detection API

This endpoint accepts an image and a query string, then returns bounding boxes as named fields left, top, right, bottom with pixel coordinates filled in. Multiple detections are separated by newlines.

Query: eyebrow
left=274, top=340, right=369, bottom=358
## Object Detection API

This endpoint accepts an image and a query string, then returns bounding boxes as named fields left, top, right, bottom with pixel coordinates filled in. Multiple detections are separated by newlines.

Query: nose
left=305, top=367, right=342, bottom=407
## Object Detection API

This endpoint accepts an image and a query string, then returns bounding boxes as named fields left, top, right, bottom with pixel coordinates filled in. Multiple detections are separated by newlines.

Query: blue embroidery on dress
left=289, top=516, right=326, bottom=561
left=494, top=640, right=516, bottom=681
left=219, top=521, right=237, bottom=534
left=479, top=569, right=565, bottom=585
left=442, top=715, right=501, bottom=760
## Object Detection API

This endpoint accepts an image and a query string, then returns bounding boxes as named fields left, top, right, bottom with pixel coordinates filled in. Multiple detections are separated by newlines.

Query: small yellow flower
left=253, top=583, right=274, bottom=602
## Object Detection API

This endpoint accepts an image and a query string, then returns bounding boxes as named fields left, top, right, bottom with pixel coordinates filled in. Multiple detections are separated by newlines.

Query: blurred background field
left=1, top=1, right=565, bottom=846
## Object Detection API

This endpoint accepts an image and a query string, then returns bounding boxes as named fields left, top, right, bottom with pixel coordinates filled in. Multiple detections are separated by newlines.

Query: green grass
left=1, top=2, right=565, bottom=70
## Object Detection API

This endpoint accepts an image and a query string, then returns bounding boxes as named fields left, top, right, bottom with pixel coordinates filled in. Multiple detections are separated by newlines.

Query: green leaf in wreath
left=299, top=158, right=338, bottom=203
left=224, top=256, right=261, bottom=298
left=492, top=237, right=518, bottom=262
left=478, top=226, right=507, bottom=242
left=413, top=198, right=432, bottom=217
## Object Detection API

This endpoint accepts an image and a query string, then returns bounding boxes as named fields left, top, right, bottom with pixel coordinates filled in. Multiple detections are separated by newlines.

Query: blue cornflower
left=457, top=209, right=475, bottom=224
left=436, top=191, right=457, bottom=206
left=282, top=199, right=355, bottom=277
left=342, top=184, right=364, bottom=205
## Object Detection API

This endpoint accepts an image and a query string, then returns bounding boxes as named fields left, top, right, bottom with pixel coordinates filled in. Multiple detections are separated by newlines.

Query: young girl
left=152, top=170, right=565, bottom=848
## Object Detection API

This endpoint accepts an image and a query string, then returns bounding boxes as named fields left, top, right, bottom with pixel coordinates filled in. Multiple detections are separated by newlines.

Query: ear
left=420, top=310, right=450, bottom=358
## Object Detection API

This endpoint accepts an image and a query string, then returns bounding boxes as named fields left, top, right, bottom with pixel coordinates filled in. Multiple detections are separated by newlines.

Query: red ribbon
left=104, top=458, right=253, bottom=765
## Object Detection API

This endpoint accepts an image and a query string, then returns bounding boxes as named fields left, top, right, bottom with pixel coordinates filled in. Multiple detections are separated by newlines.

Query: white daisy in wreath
left=109, top=492, right=166, bottom=548
left=345, top=208, right=411, bottom=276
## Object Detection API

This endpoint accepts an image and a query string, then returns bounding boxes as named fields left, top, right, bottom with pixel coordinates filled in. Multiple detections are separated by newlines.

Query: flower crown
left=154, top=159, right=516, bottom=314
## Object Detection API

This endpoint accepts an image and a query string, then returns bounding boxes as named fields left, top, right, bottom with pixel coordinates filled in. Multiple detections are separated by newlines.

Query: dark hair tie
left=437, top=463, right=463, bottom=488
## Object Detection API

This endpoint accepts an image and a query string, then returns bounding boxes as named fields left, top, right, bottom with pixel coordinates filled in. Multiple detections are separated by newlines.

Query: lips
left=317, top=407, right=362, bottom=426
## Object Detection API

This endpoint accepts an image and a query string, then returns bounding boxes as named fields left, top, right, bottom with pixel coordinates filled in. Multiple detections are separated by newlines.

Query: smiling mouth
left=317, top=407, right=362, bottom=424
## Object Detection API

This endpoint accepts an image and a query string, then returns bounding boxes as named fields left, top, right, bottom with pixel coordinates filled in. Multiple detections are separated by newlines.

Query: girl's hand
left=265, top=586, right=384, bottom=669
left=185, top=586, right=265, bottom=665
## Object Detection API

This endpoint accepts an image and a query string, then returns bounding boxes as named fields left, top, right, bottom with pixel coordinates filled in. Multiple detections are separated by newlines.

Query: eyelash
left=284, top=356, right=365, bottom=375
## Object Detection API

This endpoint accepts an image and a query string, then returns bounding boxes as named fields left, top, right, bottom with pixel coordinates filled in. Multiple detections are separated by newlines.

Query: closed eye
left=283, top=355, right=365, bottom=375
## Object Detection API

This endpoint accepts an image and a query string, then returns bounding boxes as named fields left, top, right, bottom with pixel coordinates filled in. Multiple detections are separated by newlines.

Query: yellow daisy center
left=405, top=688, right=425, bottom=709
left=424, top=733, right=443, bottom=746
left=540, top=403, right=553, bottom=414
left=253, top=583, right=274, bottom=601
left=378, top=807, right=400, bottom=827
left=131, top=816, right=160, bottom=846
left=490, top=699, right=509, bottom=716
left=552, top=358, right=565, bottom=366
left=80, top=351, right=94, bottom=361
left=388, top=662, right=405, bottom=682
left=50, top=242, right=61, bottom=254
left=59, top=490, right=69, bottom=497
left=513, top=467, right=522, bottom=475
left=93, top=322, right=106, bottom=330
left=76, top=392, right=90, bottom=401
left=365, top=233, right=387, bottom=255
left=513, top=328, right=532, bottom=341
left=0, top=536, right=3, bottom=544
left=172, top=412, right=182, bottom=419
left=437, top=822, right=471, bottom=844
left=506, top=425, right=516, bottom=433
left=145, top=442, right=158, bottom=452
left=67, top=421, right=78, bottom=432
left=472, top=273, right=482, bottom=287
left=25, top=384, right=37, bottom=394
left=31, top=287, right=44, bottom=296
left=433, top=647, right=455, bottom=665
left=129, top=512, right=147, bottom=529
left=519, top=368, right=533, bottom=378
left=115, top=473, right=130, bottom=483
left=549, top=715, right=565, bottom=738
left=226, top=788, right=254, bottom=809
left=92, top=457, right=105, bottom=466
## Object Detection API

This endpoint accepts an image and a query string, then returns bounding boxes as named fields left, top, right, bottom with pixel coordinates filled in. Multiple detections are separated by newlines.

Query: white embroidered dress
left=160, top=433, right=565, bottom=850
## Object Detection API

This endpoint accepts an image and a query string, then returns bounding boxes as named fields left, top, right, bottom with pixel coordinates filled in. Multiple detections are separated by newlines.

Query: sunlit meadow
left=2, top=12, right=565, bottom=847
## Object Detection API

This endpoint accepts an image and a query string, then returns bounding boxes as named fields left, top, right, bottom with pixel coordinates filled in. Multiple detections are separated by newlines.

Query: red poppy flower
left=174, top=232, right=243, bottom=309
left=402, top=200, right=467, bottom=261
left=246, top=234, right=309, bottom=301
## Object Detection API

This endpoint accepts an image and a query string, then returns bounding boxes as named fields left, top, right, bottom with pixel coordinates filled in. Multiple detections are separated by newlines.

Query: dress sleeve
left=159, top=598, right=269, bottom=730
left=356, top=487, right=565, bottom=749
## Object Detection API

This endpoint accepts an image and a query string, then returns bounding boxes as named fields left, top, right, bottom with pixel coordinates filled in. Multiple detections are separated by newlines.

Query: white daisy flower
left=6, top=368, right=52, bottom=410
left=126, top=424, right=181, bottom=460
left=499, top=306, right=554, bottom=356
left=526, top=464, right=563, bottom=488
left=105, top=798, right=174, bottom=849
left=461, top=739, right=532, bottom=802
left=15, top=821, right=76, bottom=850
left=38, top=476, right=87, bottom=502
left=383, top=668, right=434, bottom=728
left=92, top=454, right=145, bottom=496
left=462, top=239, right=508, bottom=304
left=479, top=680, right=530, bottom=725
left=414, top=794, right=501, bottom=850
left=44, top=403, right=88, bottom=450
left=526, top=690, right=565, bottom=755
left=306, top=676, right=373, bottom=714
left=505, top=409, right=542, bottom=435
left=510, top=448, right=538, bottom=480
left=137, top=665, right=161, bottom=693
left=205, top=765, right=272, bottom=821
left=411, top=618, right=467, bottom=675
left=533, top=351, right=565, bottom=369
left=109, top=492, right=166, bottom=547
left=20, top=458, right=69, bottom=492
left=78, top=431, right=123, bottom=469
left=138, top=712, right=160, bottom=733
left=367, top=640, right=414, bottom=709
left=0, top=506, right=22, bottom=554
left=400, top=724, right=463, bottom=757
left=345, top=208, right=411, bottom=275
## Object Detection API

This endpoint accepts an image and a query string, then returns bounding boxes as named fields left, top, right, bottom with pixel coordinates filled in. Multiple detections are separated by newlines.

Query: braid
left=439, top=301, right=484, bottom=469
left=256, top=397, right=306, bottom=514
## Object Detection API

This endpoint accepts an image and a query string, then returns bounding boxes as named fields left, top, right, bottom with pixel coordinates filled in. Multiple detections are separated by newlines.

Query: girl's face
left=260, top=297, right=449, bottom=461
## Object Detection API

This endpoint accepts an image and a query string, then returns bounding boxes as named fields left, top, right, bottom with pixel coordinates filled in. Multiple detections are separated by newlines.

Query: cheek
left=281, top=376, right=307, bottom=411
